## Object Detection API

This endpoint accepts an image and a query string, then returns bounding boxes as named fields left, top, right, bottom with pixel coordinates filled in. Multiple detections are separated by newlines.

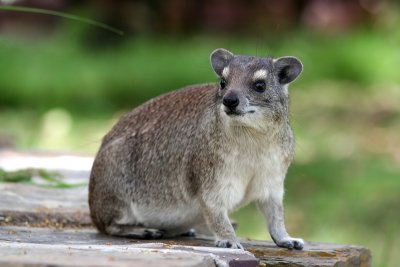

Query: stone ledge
left=0, top=226, right=257, bottom=267
left=0, top=150, right=371, bottom=267
left=0, top=226, right=371, bottom=267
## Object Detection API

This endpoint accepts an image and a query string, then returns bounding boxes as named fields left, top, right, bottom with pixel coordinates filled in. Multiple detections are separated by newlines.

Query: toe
left=142, top=230, right=153, bottom=239
left=181, top=229, right=196, bottom=237
left=293, top=239, right=304, bottom=250
left=275, top=237, right=305, bottom=250
left=216, top=240, right=244, bottom=250
left=142, top=229, right=164, bottom=239
left=153, top=230, right=165, bottom=239
left=283, top=240, right=295, bottom=249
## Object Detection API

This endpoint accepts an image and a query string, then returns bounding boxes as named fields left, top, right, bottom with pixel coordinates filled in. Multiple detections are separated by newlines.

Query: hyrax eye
left=253, top=80, right=266, bottom=92
left=220, top=78, right=227, bottom=89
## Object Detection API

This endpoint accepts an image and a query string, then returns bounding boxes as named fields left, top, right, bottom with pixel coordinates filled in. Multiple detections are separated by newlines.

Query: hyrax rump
left=89, top=48, right=304, bottom=250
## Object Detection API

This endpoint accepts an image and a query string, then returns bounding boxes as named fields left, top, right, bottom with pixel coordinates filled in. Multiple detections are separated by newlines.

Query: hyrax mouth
left=225, top=110, right=243, bottom=116
left=223, top=107, right=255, bottom=116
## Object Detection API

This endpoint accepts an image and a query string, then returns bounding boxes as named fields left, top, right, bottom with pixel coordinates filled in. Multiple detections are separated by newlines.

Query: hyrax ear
left=274, top=56, right=303, bottom=84
left=210, top=48, right=234, bottom=77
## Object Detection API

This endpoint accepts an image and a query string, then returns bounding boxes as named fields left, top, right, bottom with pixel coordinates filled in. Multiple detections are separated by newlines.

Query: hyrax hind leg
left=107, top=224, right=196, bottom=239
left=99, top=200, right=196, bottom=239
left=90, top=194, right=196, bottom=239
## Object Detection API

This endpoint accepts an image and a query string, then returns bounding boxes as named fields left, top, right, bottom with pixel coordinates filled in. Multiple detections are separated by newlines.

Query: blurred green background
left=0, top=1, right=399, bottom=266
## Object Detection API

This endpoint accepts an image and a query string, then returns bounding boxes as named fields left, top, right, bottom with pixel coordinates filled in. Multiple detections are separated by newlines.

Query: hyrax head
left=210, top=48, right=302, bottom=127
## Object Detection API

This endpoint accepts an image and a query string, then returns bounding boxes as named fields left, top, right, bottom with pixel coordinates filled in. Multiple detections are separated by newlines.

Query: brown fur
left=89, top=48, right=304, bottom=250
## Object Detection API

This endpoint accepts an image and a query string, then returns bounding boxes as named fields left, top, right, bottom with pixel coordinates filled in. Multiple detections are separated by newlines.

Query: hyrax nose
left=223, top=94, right=239, bottom=109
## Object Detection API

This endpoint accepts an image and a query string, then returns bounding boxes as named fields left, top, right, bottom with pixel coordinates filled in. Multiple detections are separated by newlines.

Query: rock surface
left=0, top=225, right=371, bottom=267
left=0, top=149, right=372, bottom=267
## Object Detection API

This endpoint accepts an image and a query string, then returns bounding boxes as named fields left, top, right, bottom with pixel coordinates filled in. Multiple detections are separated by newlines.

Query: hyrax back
left=89, top=48, right=304, bottom=250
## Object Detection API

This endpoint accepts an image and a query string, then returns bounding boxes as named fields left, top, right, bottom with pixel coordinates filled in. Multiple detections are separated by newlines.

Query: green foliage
left=0, top=168, right=86, bottom=188
left=0, top=168, right=31, bottom=183
left=0, top=31, right=399, bottom=113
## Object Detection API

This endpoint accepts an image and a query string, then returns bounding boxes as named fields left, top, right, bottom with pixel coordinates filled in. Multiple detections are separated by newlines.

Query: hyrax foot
left=142, top=229, right=165, bottom=239
left=216, top=239, right=244, bottom=250
left=180, top=229, right=196, bottom=237
left=273, top=237, right=304, bottom=250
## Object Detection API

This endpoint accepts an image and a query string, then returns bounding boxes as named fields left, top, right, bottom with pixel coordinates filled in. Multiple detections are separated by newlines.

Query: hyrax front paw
left=216, top=239, right=244, bottom=250
left=273, top=237, right=304, bottom=250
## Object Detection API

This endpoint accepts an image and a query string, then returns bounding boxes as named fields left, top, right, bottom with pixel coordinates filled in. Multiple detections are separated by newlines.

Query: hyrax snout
left=222, top=92, right=239, bottom=109
left=89, top=48, right=304, bottom=250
